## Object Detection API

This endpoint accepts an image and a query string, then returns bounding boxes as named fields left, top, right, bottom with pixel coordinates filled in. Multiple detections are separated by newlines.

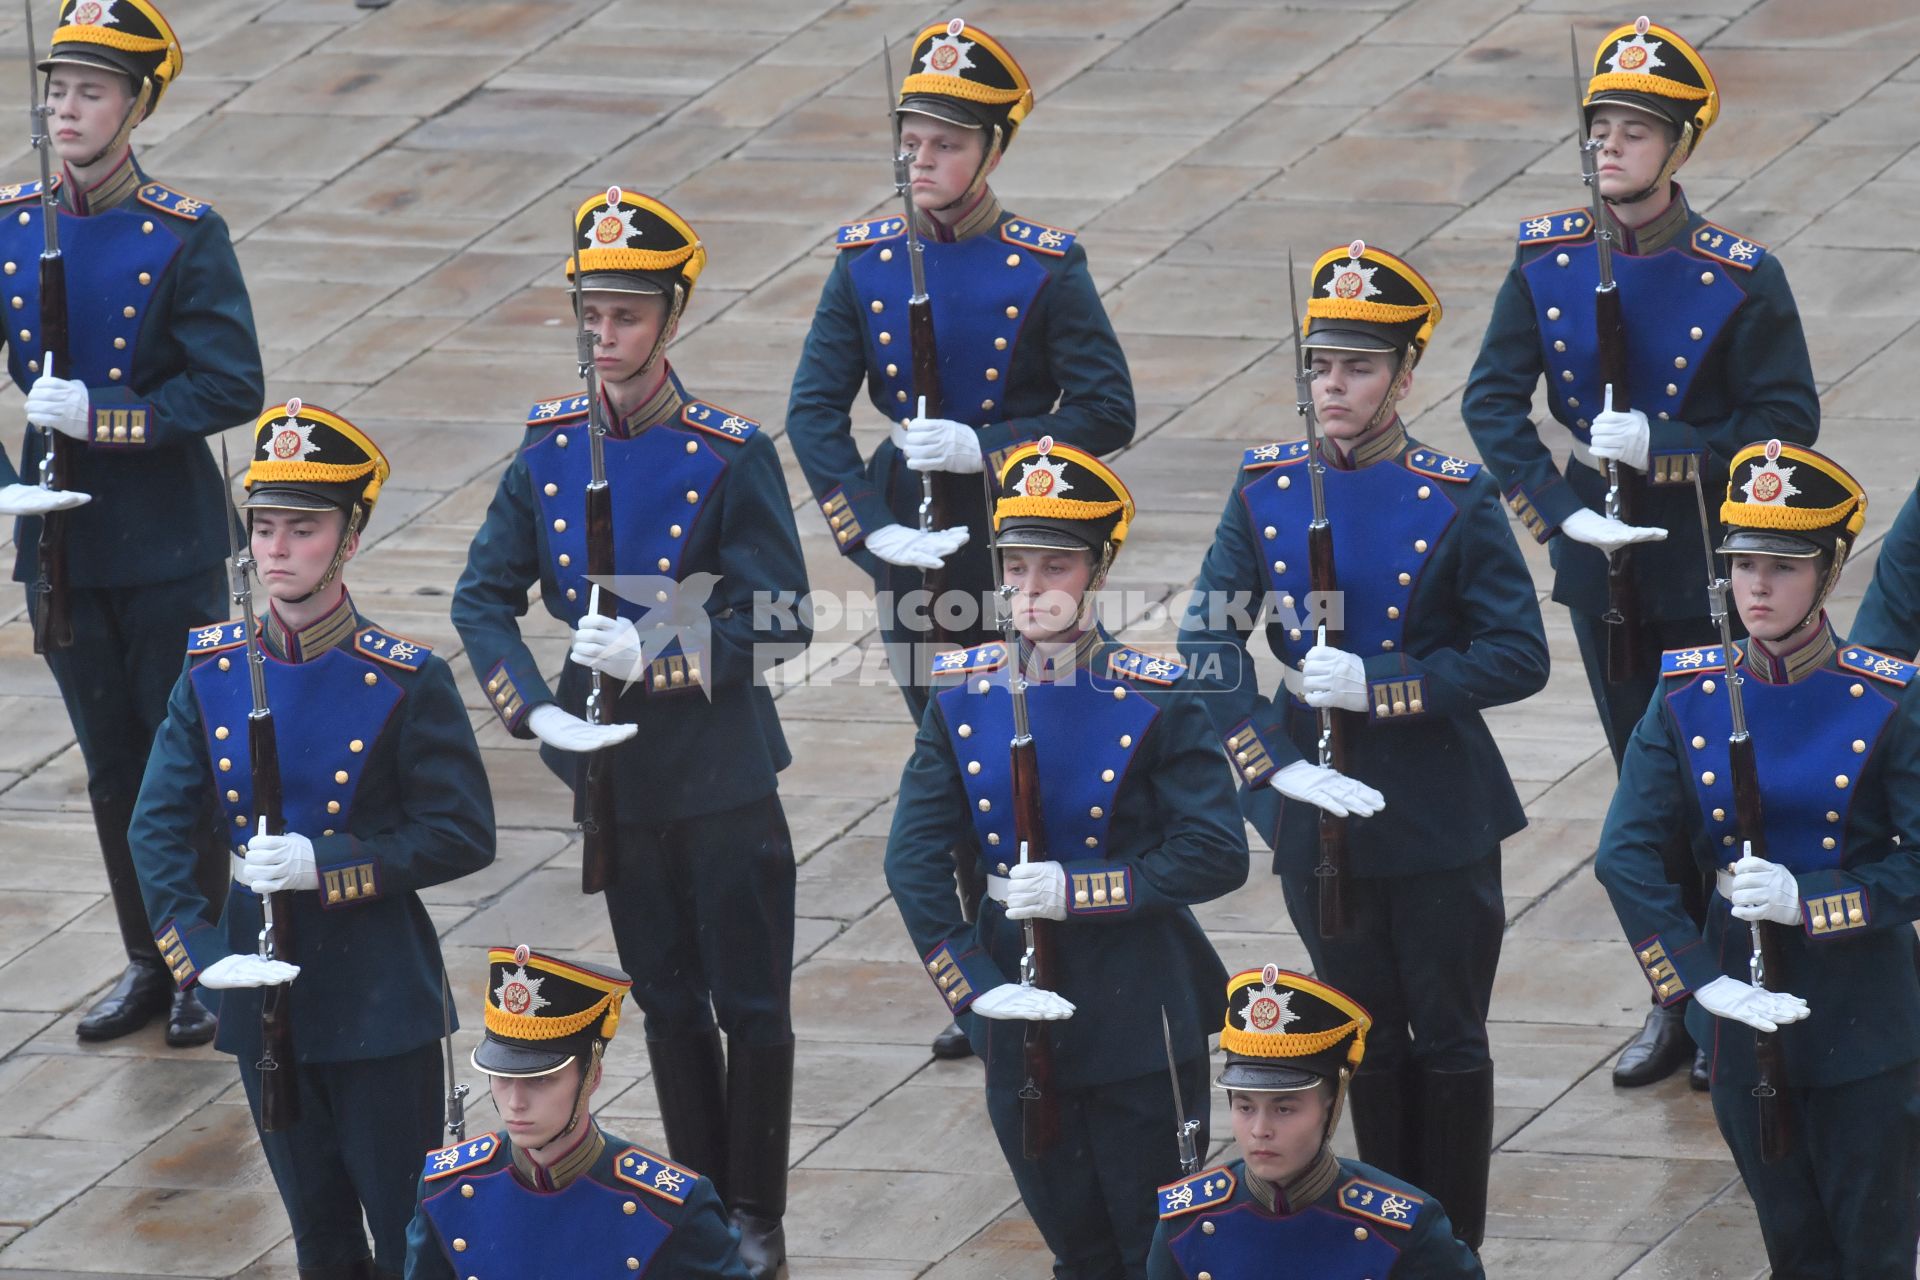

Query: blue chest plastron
left=188, top=644, right=403, bottom=844
left=845, top=231, right=1050, bottom=426
left=422, top=1166, right=674, bottom=1278
left=1666, top=666, right=1896, bottom=873
left=1240, top=455, right=1456, bottom=673
left=0, top=199, right=179, bottom=389
left=1523, top=241, right=1745, bottom=433
left=1170, top=1203, right=1404, bottom=1279
left=938, top=667, right=1157, bottom=862
left=522, top=423, right=727, bottom=625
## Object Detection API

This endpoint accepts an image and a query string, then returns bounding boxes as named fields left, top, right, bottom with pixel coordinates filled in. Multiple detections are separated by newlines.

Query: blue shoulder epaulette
left=1243, top=440, right=1311, bottom=470
left=1840, top=645, right=1915, bottom=687
left=1405, top=448, right=1480, bottom=483
left=527, top=393, right=590, bottom=427
left=614, top=1146, right=696, bottom=1205
left=355, top=626, right=432, bottom=671
left=1690, top=223, right=1768, bottom=271
left=421, top=1132, right=501, bottom=1181
left=1107, top=645, right=1185, bottom=686
left=136, top=181, right=210, bottom=221
left=834, top=216, right=907, bottom=250
left=0, top=177, right=51, bottom=207
left=1158, top=1167, right=1236, bottom=1219
left=1001, top=218, right=1076, bottom=257
left=932, top=642, right=1008, bottom=679
left=680, top=400, right=759, bottom=444
left=1661, top=645, right=1727, bottom=677
left=1338, top=1177, right=1424, bottom=1229
left=1518, top=208, right=1594, bottom=245
left=187, top=620, right=248, bottom=655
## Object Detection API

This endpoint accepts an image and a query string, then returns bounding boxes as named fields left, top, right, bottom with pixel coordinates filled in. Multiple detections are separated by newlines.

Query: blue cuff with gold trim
left=1367, top=674, right=1427, bottom=721
left=484, top=660, right=533, bottom=735
left=89, top=405, right=154, bottom=449
left=1648, top=447, right=1702, bottom=486
left=1224, top=718, right=1279, bottom=788
left=819, top=484, right=866, bottom=553
left=645, top=650, right=705, bottom=696
left=922, top=939, right=996, bottom=1015
left=1632, top=932, right=1710, bottom=1007
left=1062, top=861, right=1132, bottom=916
left=1799, top=871, right=1870, bottom=938
left=154, top=917, right=222, bottom=989
left=319, top=857, right=381, bottom=909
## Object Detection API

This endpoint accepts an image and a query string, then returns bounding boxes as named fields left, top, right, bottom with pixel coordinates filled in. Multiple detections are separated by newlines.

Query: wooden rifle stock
left=1593, top=284, right=1650, bottom=683
left=1308, top=522, right=1352, bottom=938
left=909, top=283, right=960, bottom=648
left=29, top=223, right=72, bottom=654
left=1010, top=734, right=1060, bottom=1159
left=1727, top=731, right=1793, bottom=1163
left=249, top=709, right=300, bottom=1133
left=579, top=478, right=618, bottom=895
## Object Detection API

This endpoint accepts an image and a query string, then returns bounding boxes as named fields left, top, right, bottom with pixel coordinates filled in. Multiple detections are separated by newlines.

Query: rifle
left=440, top=964, right=468, bottom=1144
left=883, top=36, right=958, bottom=650
left=220, top=437, right=298, bottom=1132
left=1571, top=25, right=1652, bottom=684
left=1287, top=248, right=1352, bottom=939
left=1688, top=470, right=1793, bottom=1163
left=24, top=0, right=72, bottom=654
left=1161, top=1006, right=1200, bottom=1176
left=980, top=450, right=1058, bottom=1158
left=571, top=197, right=619, bottom=896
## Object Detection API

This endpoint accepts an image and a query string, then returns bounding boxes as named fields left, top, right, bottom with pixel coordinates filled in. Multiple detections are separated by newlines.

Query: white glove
left=527, top=702, right=638, bottom=753
left=865, top=522, right=970, bottom=570
left=1694, top=973, right=1809, bottom=1034
left=25, top=356, right=90, bottom=442
left=901, top=414, right=984, bottom=474
left=1005, top=860, right=1069, bottom=921
left=198, top=953, right=301, bottom=989
left=1729, top=850, right=1800, bottom=926
left=1588, top=386, right=1650, bottom=473
left=1300, top=645, right=1368, bottom=713
left=570, top=612, right=647, bottom=683
left=1560, top=507, right=1667, bottom=555
left=0, top=481, right=90, bottom=514
left=243, top=830, right=320, bottom=893
left=1271, top=758, right=1384, bottom=818
left=970, top=983, right=1076, bottom=1021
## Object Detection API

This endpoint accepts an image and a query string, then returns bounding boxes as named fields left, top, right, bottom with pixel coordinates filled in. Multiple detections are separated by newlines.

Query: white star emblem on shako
left=69, top=0, right=121, bottom=26
left=1238, top=973, right=1299, bottom=1034
left=1607, top=32, right=1665, bottom=75
left=269, top=415, right=317, bottom=462
left=1742, top=457, right=1800, bottom=506
left=1015, top=454, right=1072, bottom=499
left=592, top=198, right=641, bottom=249
left=1324, top=255, right=1380, bottom=302
left=921, top=19, right=977, bottom=78
left=495, top=964, right=549, bottom=1018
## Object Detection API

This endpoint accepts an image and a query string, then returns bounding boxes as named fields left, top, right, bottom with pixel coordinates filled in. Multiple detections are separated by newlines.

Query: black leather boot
left=648, top=1031, right=729, bottom=1199
left=77, top=960, right=173, bottom=1041
left=166, top=987, right=217, bottom=1048
left=1417, top=1063, right=1495, bottom=1252
left=1689, top=1046, right=1710, bottom=1092
left=931, top=1020, right=973, bottom=1059
left=1612, top=999, right=1691, bottom=1087
left=1346, top=1063, right=1418, bottom=1184
left=727, top=1038, right=793, bottom=1280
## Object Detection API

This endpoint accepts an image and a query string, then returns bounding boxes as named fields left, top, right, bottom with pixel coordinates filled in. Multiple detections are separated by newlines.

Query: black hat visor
left=897, top=93, right=987, bottom=130
left=1217, top=1056, right=1327, bottom=1093
left=471, top=1037, right=578, bottom=1079
left=1717, top=528, right=1825, bottom=559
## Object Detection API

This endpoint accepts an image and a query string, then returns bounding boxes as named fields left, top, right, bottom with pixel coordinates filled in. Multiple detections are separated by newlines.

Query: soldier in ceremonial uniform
left=785, top=16, right=1134, bottom=1062
left=1596, top=440, right=1920, bottom=1275
left=0, top=0, right=264, bottom=1047
left=1851, top=477, right=1920, bottom=659
left=1180, top=245, right=1546, bottom=1252
left=886, top=442, right=1247, bottom=1279
left=451, top=188, right=809, bottom=1280
left=404, top=946, right=750, bottom=1280
left=131, top=404, right=495, bottom=1280
left=1463, top=19, right=1819, bottom=1090
left=1148, top=967, right=1483, bottom=1279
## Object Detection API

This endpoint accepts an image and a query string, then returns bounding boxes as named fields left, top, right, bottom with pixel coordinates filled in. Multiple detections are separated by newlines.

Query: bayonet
left=1162, top=1006, right=1199, bottom=1176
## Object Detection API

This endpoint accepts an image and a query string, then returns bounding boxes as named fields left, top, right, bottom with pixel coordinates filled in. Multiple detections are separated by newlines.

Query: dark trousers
left=603, top=793, right=796, bottom=1045
left=985, top=1059, right=1208, bottom=1280
left=239, top=1041, right=443, bottom=1272
left=1281, top=852, right=1503, bottom=1073
left=39, top=570, right=227, bottom=963
left=1711, top=1060, right=1920, bottom=1278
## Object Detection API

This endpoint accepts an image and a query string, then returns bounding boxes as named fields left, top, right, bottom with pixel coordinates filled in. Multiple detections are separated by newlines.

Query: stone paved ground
left=0, top=0, right=1915, bottom=1275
